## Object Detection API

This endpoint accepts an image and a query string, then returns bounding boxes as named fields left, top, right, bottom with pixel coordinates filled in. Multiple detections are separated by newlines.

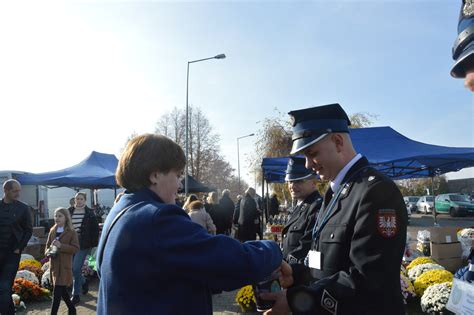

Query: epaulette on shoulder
left=361, top=168, right=383, bottom=186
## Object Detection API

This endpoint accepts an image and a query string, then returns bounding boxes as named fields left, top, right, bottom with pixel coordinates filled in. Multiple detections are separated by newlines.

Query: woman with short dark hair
left=97, top=134, right=282, bottom=315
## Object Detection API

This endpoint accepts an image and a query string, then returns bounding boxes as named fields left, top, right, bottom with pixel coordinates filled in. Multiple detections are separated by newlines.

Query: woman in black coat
left=218, top=189, right=235, bottom=235
left=237, top=188, right=259, bottom=242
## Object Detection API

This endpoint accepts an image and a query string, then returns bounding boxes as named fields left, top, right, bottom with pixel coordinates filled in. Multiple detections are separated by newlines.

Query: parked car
left=435, top=193, right=474, bottom=217
left=403, top=196, right=419, bottom=216
left=416, top=195, right=434, bottom=214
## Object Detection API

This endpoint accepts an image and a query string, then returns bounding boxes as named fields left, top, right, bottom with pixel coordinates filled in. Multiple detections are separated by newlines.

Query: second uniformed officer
left=282, top=157, right=322, bottom=264
left=262, top=103, right=408, bottom=315
left=451, top=0, right=474, bottom=92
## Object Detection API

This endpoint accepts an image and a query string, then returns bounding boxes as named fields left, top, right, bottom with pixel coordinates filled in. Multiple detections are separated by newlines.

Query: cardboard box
left=38, top=236, right=48, bottom=245
left=434, top=257, right=464, bottom=273
left=430, top=242, right=462, bottom=259
left=407, top=230, right=418, bottom=241
left=32, top=226, right=45, bottom=238
left=428, top=227, right=459, bottom=244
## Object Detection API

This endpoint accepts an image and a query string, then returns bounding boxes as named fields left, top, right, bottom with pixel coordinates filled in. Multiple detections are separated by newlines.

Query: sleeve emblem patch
left=321, top=289, right=338, bottom=315
left=376, top=209, right=398, bottom=238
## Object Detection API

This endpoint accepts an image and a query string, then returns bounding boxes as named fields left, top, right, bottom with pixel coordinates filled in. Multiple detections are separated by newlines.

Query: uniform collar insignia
left=340, top=183, right=351, bottom=197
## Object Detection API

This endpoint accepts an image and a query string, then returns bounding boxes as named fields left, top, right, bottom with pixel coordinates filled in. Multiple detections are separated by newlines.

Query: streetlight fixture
left=237, top=133, right=255, bottom=194
left=185, top=54, right=226, bottom=196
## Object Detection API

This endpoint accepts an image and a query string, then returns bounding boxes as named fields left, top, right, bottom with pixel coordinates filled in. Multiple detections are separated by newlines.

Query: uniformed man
left=451, top=0, right=474, bottom=92
left=282, top=157, right=322, bottom=264
left=262, top=104, right=408, bottom=315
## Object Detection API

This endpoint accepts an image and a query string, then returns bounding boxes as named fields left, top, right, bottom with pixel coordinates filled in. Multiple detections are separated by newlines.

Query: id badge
left=308, top=250, right=322, bottom=270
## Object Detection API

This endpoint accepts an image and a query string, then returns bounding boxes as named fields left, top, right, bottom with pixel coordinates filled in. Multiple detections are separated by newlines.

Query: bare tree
left=154, top=105, right=243, bottom=200
left=120, top=131, right=139, bottom=153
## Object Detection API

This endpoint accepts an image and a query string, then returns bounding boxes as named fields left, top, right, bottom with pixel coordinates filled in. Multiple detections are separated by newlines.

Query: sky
left=0, top=0, right=472, bottom=191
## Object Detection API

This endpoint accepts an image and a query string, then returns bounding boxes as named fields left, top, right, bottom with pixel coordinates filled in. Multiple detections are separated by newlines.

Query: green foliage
left=396, top=176, right=449, bottom=196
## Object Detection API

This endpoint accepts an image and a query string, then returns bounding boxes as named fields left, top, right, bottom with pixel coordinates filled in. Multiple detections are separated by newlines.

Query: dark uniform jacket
left=288, top=157, right=407, bottom=315
left=282, top=191, right=322, bottom=264
left=69, top=206, right=99, bottom=249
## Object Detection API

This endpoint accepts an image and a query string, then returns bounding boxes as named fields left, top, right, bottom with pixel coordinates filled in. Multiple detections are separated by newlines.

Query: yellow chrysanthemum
left=414, top=269, right=453, bottom=296
left=19, top=259, right=42, bottom=270
left=235, top=285, right=256, bottom=312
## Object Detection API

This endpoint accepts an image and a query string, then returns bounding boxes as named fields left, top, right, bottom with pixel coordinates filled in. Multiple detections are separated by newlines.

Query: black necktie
left=324, top=187, right=334, bottom=208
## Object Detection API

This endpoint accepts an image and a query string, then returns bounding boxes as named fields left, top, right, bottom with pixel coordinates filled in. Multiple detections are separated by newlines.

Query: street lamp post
left=237, top=133, right=255, bottom=194
left=185, top=54, right=226, bottom=196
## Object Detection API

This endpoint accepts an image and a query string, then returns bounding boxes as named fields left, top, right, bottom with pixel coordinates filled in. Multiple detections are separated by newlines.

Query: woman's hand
left=279, top=261, right=293, bottom=288
left=52, top=240, right=61, bottom=248
left=261, top=290, right=290, bottom=315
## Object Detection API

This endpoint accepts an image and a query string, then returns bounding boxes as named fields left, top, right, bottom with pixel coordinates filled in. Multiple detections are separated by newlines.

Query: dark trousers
left=51, top=285, right=75, bottom=315
left=0, top=251, right=20, bottom=315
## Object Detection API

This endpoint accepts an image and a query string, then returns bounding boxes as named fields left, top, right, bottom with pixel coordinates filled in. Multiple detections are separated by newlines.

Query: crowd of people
left=0, top=3, right=471, bottom=313
left=0, top=102, right=454, bottom=315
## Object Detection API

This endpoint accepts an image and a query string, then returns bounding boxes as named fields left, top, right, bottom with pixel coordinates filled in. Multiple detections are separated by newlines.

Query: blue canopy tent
left=261, top=126, right=474, bottom=225
left=179, top=175, right=215, bottom=193
left=262, top=126, right=474, bottom=182
left=15, top=151, right=119, bottom=189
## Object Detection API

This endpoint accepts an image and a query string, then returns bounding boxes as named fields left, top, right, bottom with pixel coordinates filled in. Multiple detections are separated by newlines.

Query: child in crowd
left=45, top=208, right=79, bottom=315
left=188, top=201, right=216, bottom=235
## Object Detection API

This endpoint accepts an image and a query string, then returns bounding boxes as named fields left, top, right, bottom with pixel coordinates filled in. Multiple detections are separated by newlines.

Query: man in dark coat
left=262, top=104, right=408, bottom=315
left=0, top=179, right=32, bottom=315
left=269, top=194, right=280, bottom=217
left=282, top=157, right=322, bottom=264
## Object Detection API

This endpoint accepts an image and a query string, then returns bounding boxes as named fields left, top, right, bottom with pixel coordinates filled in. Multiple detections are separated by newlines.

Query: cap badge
left=464, top=0, right=474, bottom=17
left=289, top=115, right=296, bottom=127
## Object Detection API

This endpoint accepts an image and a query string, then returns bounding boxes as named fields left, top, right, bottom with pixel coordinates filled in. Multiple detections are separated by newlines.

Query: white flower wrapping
left=420, top=282, right=452, bottom=313
left=458, top=228, right=474, bottom=258
left=41, top=261, right=50, bottom=272
left=408, top=263, right=445, bottom=281
left=11, top=294, right=20, bottom=305
left=41, top=269, right=52, bottom=289
left=15, top=270, right=39, bottom=285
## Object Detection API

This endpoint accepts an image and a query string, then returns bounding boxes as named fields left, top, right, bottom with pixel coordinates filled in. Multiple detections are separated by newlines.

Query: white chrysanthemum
left=408, top=263, right=445, bottom=281
left=20, top=254, right=34, bottom=262
left=421, top=282, right=452, bottom=313
left=15, top=270, right=39, bottom=284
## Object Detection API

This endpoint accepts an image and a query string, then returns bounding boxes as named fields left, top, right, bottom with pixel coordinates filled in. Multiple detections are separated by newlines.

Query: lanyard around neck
left=311, top=166, right=370, bottom=243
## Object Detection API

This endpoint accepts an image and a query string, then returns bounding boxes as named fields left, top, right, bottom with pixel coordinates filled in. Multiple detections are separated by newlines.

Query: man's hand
left=261, top=290, right=290, bottom=315
left=279, top=261, right=293, bottom=288
left=13, top=249, right=20, bottom=254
